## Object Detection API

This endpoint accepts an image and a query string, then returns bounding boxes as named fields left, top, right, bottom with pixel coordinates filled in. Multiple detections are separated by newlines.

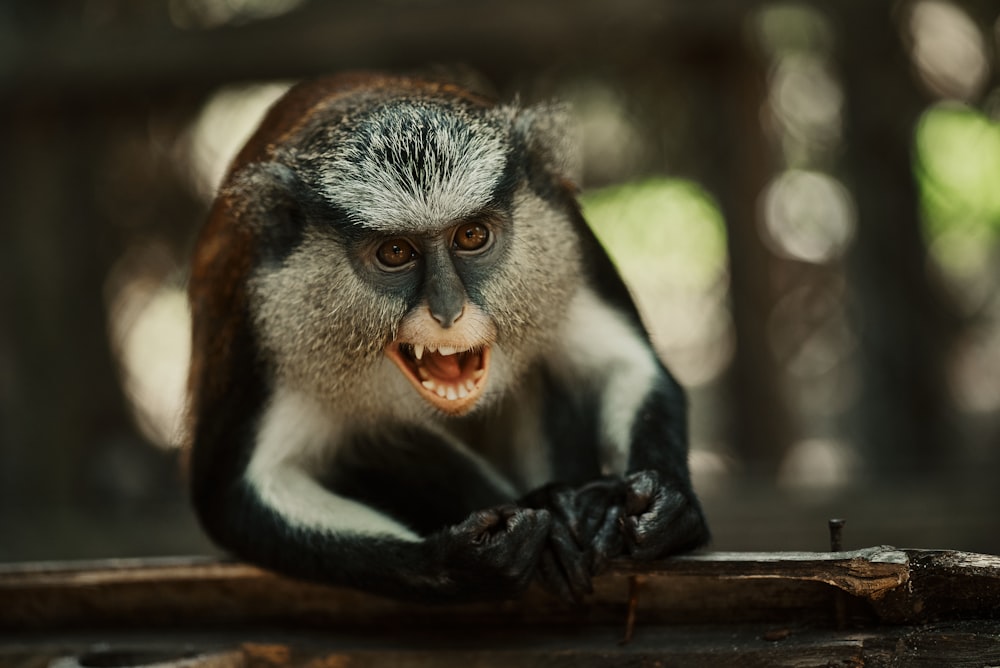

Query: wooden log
left=2, top=547, right=999, bottom=667
left=1, top=547, right=996, bottom=631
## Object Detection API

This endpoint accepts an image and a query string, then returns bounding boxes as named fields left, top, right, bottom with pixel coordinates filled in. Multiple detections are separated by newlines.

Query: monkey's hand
left=431, top=505, right=552, bottom=601
left=520, top=479, right=625, bottom=602
left=620, top=469, right=709, bottom=561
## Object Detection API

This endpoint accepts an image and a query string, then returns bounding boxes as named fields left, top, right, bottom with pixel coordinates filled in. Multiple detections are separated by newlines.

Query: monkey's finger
left=548, top=521, right=593, bottom=602
left=621, top=493, right=681, bottom=546
left=588, top=504, right=624, bottom=574
left=520, top=483, right=585, bottom=545
left=535, top=548, right=575, bottom=603
left=454, top=505, right=547, bottom=542
left=623, top=485, right=709, bottom=561
left=624, top=470, right=658, bottom=516
left=579, top=493, right=627, bottom=547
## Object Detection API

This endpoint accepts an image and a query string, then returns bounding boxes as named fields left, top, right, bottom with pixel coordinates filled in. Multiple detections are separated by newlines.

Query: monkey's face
left=372, top=190, right=581, bottom=418
left=245, top=94, right=580, bottom=418
left=375, top=216, right=501, bottom=416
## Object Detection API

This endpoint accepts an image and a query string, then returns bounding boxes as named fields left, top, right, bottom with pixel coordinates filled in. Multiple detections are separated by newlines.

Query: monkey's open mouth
left=385, top=343, right=491, bottom=415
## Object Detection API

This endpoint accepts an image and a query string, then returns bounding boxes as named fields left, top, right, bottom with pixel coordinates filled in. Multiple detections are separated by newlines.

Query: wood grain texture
left=2, top=548, right=999, bottom=666
left=1, top=547, right=996, bottom=629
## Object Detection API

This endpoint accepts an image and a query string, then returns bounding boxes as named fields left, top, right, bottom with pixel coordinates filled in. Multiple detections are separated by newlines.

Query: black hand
left=572, top=477, right=627, bottom=573
left=519, top=483, right=592, bottom=602
left=430, top=505, right=552, bottom=601
left=620, top=469, right=709, bottom=560
left=520, top=479, right=631, bottom=601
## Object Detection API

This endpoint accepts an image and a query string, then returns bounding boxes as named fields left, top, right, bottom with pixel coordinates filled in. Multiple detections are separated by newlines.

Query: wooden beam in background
left=1, top=0, right=750, bottom=97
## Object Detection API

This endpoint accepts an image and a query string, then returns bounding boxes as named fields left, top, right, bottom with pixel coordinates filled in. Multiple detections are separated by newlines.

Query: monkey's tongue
left=422, top=352, right=463, bottom=380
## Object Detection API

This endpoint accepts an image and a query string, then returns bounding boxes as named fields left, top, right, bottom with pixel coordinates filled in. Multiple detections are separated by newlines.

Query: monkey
left=186, top=72, right=709, bottom=604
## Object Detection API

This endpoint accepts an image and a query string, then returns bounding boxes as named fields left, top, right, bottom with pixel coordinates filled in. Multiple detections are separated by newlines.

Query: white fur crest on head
left=318, top=101, right=513, bottom=231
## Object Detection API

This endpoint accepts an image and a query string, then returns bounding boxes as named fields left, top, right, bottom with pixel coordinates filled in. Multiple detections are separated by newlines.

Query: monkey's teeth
left=419, top=377, right=476, bottom=402
left=396, top=343, right=488, bottom=405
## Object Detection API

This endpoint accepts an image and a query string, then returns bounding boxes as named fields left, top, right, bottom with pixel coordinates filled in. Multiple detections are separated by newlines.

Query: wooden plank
left=1, top=549, right=999, bottom=667
left=621, top=546, right=911, bottom=598
left=1, top=547, right=996, bottom=632
left=2, top=622, right=1000, bottom=667
left=873, top=550, right=1000, bottom=623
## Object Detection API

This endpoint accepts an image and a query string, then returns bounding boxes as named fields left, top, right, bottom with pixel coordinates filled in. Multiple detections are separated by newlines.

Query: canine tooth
left=446, top=386, right=458, bottom=400
left=457, top=385, right=469, bottom=399
left=414, top=344, right=424, bottom=360
left=422, top=380, right=436, bottom=390
left=417, top=366, right=430, bottom=380
left=437, top=346, right=458, bottom=356
left=465, top=379, right=476, bottom=391
left=473, top=369, right=485, bottom=379
left=436, top=386, right=447, bottom=398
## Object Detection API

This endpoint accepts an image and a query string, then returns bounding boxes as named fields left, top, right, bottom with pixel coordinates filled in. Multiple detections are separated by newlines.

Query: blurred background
left=1, top=0, right=999, bottom=563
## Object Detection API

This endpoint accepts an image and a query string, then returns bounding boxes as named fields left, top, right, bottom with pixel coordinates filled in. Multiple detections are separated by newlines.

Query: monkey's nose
left=430, top=305, right=465, bottom=329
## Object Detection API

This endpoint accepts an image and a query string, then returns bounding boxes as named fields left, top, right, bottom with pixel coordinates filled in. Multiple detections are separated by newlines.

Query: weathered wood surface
left=0, top=547, right=913, bottom=629
left=1, top=621, right=998, bottom=668
left=1, top=547, right=998, bottom=666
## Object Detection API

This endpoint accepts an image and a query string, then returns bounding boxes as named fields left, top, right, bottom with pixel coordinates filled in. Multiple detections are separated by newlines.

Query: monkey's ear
left=223, top=162, right=310, bottom=265
left=512, top=103, right=582, bottom=188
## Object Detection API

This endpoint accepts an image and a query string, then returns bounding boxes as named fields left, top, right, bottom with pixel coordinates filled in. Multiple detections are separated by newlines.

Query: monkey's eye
left=376, top=238, right=418, bottom=268
left=452, top=221, right=491, bottom=252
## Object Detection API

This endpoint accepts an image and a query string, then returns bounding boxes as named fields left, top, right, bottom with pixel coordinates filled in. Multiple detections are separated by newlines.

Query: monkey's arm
left=190, top=390, right=552, bottom=603
left=525, top=379, right=708, bottom=600
left=618, top=373, right=710, bottom=560
left=528, top=288, right=709, bottom=599
left=587, top=358, right=709, bottom=566
left=208, top=473, right=551, bottom=602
